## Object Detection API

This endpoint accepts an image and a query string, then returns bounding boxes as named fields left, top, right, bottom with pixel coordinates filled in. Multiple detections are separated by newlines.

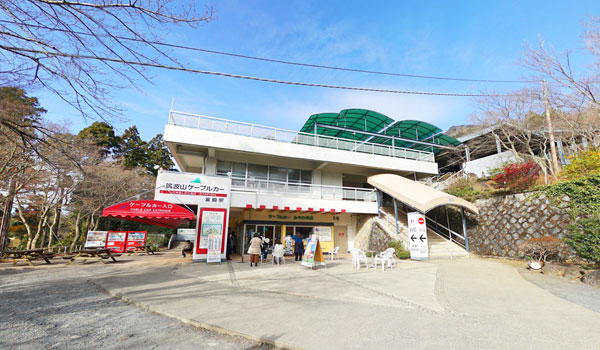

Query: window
left=232, top=162, right=246, bottom=179
left=301, top=171, right=312, bottom=184
left=269, top=166, right=287, bottom=182
left=216, top=161, right=232, bottom=176
left=248, top=164, right=268, bottom=180
left=216, top=161, right=312, bottom=187
left=287, top=169, right=300, bottom=183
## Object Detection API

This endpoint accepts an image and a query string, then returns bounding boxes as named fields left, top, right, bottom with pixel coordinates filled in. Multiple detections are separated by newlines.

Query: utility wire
left=0, top=19, right=538, bottom=84
left=1, top=45, right=525, bottom=97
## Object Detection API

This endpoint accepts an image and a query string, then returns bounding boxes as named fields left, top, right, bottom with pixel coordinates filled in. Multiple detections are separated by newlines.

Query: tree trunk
left=93, top=215, right=101, bottom=231
left=0, top=178, right=15, bottom=255
left=70, top=212, right=82, bottom=251
left=30, top=214, right=48, bottom=249
left=47, top=204, right=60, bottom=248
left=16, top=199, right=34, bottom=250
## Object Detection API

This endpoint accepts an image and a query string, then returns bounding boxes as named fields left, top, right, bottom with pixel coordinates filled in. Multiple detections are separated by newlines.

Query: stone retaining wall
left=368, top=222, right=393, bottom=252
left=466, top=192, right=571, bottom=258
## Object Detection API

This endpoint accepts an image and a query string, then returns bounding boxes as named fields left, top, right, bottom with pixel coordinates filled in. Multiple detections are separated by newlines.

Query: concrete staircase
left=379, top=207, right=469, bottom=259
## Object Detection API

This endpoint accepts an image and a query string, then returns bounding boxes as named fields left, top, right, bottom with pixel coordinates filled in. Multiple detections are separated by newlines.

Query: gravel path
left=519, top=268, right=600, bottom=313
left=0, top=268, right=271, bottom=350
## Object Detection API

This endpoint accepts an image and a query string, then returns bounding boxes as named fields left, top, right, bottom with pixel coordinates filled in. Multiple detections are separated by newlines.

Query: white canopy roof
left=367, top=174, right=479, bottom=215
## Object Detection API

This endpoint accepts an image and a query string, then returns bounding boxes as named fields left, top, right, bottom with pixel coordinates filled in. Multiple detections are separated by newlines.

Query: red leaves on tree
left=492, top=160, right=541, bottom=191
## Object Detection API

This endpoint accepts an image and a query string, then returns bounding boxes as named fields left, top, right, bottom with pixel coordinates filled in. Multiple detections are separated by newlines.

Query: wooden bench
left=2, top=249, right=55, bottom=266
left=126, top=245, right=155, bottom=256
left=67, top=248, right=118, bottom=265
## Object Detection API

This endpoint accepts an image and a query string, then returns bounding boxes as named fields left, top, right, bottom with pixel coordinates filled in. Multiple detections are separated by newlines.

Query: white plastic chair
left=350, top=249, right=369, bottom=270
left=375, top=248, right=396, bottom=271
left=328, top=246, right=340, bottom=261
left=271, top=244, right=285, bottom=265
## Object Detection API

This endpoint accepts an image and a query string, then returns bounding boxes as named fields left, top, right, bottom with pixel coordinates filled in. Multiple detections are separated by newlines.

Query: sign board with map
left=154, top=171, right=231, bottom=263
left=196, top=207, right=227, bottom=262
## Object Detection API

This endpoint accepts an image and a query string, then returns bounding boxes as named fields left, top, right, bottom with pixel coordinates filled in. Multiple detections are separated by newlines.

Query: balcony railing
left=227, top=177, right=377, bottom=202
left=169, top=110, right=435, bottom=162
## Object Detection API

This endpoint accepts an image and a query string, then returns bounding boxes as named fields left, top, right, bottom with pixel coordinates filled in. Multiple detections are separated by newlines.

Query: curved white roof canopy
left=367, top=174, right=479, bottom=215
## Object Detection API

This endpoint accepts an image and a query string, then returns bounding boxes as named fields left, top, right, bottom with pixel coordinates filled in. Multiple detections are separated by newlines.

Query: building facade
left=156, top=108, right=461, bottom=260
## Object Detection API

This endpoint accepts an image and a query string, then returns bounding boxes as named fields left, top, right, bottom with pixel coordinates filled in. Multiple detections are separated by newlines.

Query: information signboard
left=301, top=236, right=325, bottom=268
left=196, top=208, right=227, bottom=261
left=206, top=234, right=222, bottom=263
left=106, top=231, right=128, bottom=253
left=84, top=231, right=107, bottom=248
left=154, top=171, right=231, bottom=262
left=407, top=212, right=429, bottom=260
left=314, top=226, right=332, bottom=242
left=126, top=231, right=147, bottom=250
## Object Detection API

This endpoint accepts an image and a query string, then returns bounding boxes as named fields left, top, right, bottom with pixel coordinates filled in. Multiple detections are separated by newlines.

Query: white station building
left=154, top=108, right=479, bottom=261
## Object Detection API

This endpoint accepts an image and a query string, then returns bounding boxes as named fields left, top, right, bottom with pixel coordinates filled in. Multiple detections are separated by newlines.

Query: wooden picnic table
left=126, top=245, right=155, bottom=256
left=2, top=248, right=55, bottom=266
left=66, top=248, right=118, bottom=265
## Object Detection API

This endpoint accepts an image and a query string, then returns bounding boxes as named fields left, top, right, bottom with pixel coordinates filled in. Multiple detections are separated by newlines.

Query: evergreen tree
left=77, top=122, right=121, bottom=158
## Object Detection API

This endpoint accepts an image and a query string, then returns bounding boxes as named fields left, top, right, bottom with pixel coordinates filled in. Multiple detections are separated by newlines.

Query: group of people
left=181, top=230, right=306, bottom=265
left=247, top=232, right=305, bottom=266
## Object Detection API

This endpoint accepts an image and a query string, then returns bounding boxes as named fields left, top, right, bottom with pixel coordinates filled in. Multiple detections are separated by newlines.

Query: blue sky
left=37, top=0, right=600, bottom=140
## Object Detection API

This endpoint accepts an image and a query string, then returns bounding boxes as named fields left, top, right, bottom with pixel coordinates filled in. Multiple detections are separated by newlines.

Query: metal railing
left=169, top=110, right=435, bottom=162
left=228, top=177, right=377, bottom=202
left=426, top=220, right=466, bottom=249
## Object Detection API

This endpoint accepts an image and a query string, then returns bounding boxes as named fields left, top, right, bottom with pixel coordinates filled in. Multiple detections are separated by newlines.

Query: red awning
left=102, top=200, right=195, bottom=228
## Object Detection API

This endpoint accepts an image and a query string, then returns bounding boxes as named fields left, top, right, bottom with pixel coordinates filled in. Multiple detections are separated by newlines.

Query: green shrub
left=564, top=218, right=600, bottom=266
left=563, top=149, right=600, bottom=180
left=445, top=178, right=481, bottom=200
left=389, top=240, right=410, bottom=259
left=544, top=175, right=600, bottom=266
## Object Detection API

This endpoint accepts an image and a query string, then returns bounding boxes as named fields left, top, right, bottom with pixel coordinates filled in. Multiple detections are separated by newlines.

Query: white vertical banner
left=407, top=212, right=429, bottom=260
left=206, top=234, right=222, bottom=263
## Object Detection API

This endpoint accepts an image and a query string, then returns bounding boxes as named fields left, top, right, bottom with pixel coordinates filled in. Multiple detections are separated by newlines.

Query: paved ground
left=519, top=267, right=600, bottom=313
left=1, top=252, right=599, bottom=349
left=0, top=254, right=270, bottom=350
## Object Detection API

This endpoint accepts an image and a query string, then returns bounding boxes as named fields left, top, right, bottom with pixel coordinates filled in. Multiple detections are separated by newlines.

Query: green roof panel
left=298, top=109, right=461, bottom=153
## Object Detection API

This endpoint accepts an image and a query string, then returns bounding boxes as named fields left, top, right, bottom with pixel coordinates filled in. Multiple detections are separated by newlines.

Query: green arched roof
left=298, top=109, right=461, bottom=153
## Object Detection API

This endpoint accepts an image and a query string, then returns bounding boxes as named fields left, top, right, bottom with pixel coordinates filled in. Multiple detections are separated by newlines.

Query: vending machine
left=84, top=231, right=108, bottom=248
left=106, top=231, right=128, bottom=253
left=126, top=231, right=147, bottom=251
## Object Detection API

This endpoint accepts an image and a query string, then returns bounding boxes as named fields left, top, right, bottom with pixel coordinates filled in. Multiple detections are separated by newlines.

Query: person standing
left=293, top=234, right=304, bottom=261
left=247, top=233, right=262, bottom=267
left=226, top=232, right=233, bottom=260
left=230, top=232, right=237, bottom=255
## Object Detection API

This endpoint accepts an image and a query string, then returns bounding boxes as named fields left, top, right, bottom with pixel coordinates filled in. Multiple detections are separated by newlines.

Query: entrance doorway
left=334, top=226, right=348, bottom=253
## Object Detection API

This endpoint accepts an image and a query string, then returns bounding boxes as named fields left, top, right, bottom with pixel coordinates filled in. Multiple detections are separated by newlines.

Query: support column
left=376, top=190, right=382, bottom=218
left=461, top=208, right=470, bottom=253
left=393, top=198, right=399, bottom=236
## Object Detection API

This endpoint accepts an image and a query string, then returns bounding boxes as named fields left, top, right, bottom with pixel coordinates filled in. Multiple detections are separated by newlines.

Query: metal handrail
left=426, top=221, right=466, bottom=248
left=383, top=206, right=466, bottom=248
left=169, top=110, right=435, bottom=162
left=227, top=177, right=377, bottom=202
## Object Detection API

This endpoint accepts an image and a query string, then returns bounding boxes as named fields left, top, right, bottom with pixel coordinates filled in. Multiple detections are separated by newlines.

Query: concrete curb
left=88, top=280, right=301, bottom=350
